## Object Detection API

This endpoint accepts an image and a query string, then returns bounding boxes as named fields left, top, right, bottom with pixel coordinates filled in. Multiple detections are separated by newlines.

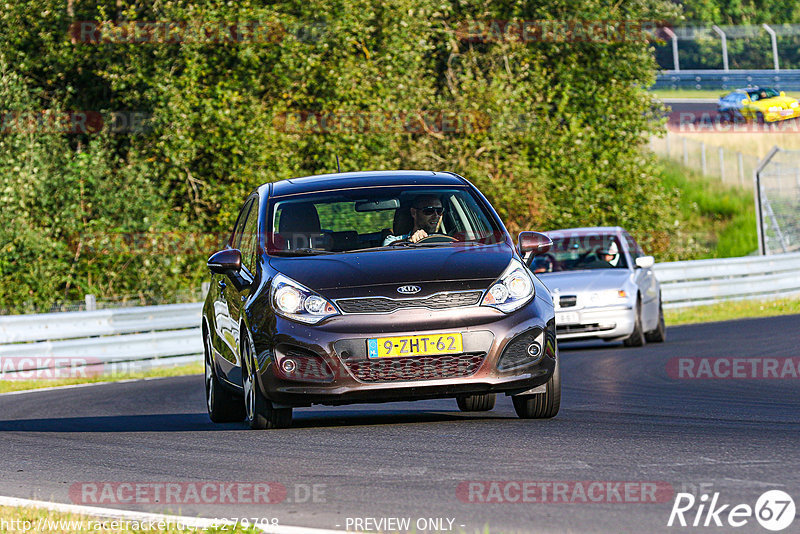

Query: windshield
left=266, top=186, right=504, bottom=255
left=531, top=234, right=627, bottom=272
left=748, top=88, right=779, bottom=100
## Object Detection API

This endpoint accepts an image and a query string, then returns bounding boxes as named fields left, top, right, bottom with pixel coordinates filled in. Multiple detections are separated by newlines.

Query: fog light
left=527, top=343, right=541, bottom=358
left=281, top=358, right=297, bottom=374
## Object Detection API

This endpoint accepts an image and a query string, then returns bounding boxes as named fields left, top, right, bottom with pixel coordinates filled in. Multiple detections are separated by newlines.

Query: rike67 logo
left=668, top=490, right=795, bottom=531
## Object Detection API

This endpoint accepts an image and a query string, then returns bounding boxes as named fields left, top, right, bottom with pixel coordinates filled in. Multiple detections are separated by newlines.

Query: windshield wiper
left=271, top=248, right=337, bottom=256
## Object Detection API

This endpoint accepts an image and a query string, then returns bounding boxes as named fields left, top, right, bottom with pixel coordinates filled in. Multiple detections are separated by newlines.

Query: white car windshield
left=532, top=234, right=628, bottom=272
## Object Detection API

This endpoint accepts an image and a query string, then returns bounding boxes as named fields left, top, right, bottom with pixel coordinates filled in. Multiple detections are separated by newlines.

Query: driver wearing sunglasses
left=383, top=195, right=446, bottom=245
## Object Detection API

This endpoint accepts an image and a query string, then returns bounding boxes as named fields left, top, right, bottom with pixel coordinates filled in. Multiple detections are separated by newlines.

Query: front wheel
left=242, top=335, right=292, bottom=429
left=623, top=299, right=645, bottom=347
left=512, top=359, right=560, bottom=419
left=645, top=300, right=667, bottom=343
left=204, top=330, right=245, bottom=423
left=456, top=393, right=496, bottom=412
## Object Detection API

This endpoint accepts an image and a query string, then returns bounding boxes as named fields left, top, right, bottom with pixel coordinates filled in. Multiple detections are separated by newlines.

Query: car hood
left=536, top=269, right=633, bottom=294
left=752, top=96, right=799, bottom=109
left=268, top=243, right=513, bottom=295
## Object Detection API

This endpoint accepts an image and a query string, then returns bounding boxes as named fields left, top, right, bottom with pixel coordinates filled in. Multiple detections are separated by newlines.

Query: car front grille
left=336, top=290, right=483, bottom=314
left=344, top=353, right=485, bottom=382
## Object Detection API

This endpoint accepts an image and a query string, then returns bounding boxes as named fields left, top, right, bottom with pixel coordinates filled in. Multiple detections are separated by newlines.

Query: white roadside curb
left=0, top=495, right=347, bottom=533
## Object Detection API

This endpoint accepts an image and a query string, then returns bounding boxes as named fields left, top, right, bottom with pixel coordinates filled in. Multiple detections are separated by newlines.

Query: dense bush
left=1, top=0, right=682, bottom=312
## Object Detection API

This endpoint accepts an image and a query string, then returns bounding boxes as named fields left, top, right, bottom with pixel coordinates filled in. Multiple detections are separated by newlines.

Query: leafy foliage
left=1, top=0, right=684, bottom=312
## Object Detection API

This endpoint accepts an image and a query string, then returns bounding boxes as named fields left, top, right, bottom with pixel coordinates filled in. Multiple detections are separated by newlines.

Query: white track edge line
left=0, top=495, right=348, bottom=534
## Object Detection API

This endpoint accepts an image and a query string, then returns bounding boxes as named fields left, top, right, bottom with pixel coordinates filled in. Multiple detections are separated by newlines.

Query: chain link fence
left=655, top=23, right=800, bottom=72
left=649, top=132, right=760, bottom=188
left=755, top=148, right=800, bottom=254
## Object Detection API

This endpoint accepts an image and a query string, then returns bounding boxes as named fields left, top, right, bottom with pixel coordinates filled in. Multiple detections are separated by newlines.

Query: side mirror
left=518, top=231, right=552, bottom=256
left=781, top=91, right=786, bottom=97
left=635, top=256, right=655, bottom=269
left=207, top=249, right=242, bottom=274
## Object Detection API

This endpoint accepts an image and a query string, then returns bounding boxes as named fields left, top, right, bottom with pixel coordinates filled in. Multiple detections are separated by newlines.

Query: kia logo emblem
left=397, top=285, right=421, bottom=295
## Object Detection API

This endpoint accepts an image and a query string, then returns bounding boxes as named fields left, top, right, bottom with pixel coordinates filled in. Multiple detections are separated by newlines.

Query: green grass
left=0, top=361, right=203, bottom=394
left=650, top=89, right=726, bottom=100
left=666, top=297, right=800, bottom=326
left=657, top=158, right=757, bottom=259
left=0, top=505, right=260, bottom=533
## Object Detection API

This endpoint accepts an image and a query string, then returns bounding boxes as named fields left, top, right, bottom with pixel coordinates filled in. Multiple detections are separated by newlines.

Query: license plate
left=556, top=312, right=580, bottom=325
left=367, top=333, right=463, bottom=359
left=781, top=109, right=793, bottom=116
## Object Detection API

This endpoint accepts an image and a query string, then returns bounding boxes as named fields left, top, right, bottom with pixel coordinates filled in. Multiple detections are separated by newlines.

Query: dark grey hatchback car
left=202, top=171, right=559, bottom=429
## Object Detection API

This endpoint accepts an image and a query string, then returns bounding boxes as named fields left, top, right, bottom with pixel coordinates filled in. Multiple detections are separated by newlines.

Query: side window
left=240, top=197, right=260, bottom=272
left=230, top=199, right=254, bottom=249
left=624, top=233, right=644, bottom=259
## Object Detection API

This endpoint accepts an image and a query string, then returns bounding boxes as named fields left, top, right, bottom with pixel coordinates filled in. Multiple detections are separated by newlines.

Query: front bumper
left=555, top=304, right=635, bottom=341
left=765, top=108, right=800, bottom=122
left=251, top=298, right=557, bottom=407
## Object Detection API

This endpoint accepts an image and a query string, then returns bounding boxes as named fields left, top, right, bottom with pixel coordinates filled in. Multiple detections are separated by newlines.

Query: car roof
left=545, top=226, right=625, bottom=237
left=265, top=170, right=467, bottom=197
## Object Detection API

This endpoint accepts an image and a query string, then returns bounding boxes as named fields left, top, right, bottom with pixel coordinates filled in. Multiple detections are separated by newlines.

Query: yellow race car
left=718, top=87, right=800, bottom=123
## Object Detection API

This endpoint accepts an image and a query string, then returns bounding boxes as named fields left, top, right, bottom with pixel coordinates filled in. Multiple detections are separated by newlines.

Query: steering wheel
left=416, top=234, right=457, bottom=243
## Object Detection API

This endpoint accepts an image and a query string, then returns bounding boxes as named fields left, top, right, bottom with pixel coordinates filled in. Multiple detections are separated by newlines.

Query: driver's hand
left=409, top=229, right=428, bottom=243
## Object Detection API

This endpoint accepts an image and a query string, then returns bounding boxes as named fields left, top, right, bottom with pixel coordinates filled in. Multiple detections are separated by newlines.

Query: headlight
left=586, top=289, right=628, bottom=307
left=481, top=258, right=534, bottom=313
left=270, top=273, right=339, bottom=324
left=791, top=102, right=799, bottom=108
left=768, top=106, right=781, bottom=112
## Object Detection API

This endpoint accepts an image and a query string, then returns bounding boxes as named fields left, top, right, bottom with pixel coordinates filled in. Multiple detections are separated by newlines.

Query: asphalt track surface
left=1, top=315, right=799, bottom=533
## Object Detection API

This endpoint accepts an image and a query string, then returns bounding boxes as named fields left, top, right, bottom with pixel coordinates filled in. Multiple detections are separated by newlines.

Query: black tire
left=456, top=393, right=496, bottom=412
left=623, top=297, right=646, bottom=347
left=242, top=333, right=292, bottom=430
left=512, top=358, right=560, bottom=419
left=645, top=299, right=667, bottom=343
left=204, top=328, right=245, bottom=423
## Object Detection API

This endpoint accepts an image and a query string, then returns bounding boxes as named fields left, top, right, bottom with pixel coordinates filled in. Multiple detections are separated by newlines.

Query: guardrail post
left=738, top=152, right=744, bottom=187
left=762, top=24, right=780, bottom=71
left=712, top=25, right=729, bottom=72
left=701, top=142, right=707, bottom=175
left=719, top=147, right=725, bottom=182
left=85, top=294, right=96, bottom=311
left=682, top=137, right=688, bottom=166
left=202, top=281, right=210, bottom=296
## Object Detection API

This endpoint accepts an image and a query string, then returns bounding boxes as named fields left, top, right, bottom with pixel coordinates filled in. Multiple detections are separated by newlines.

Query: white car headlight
left=587, top=289, right=629, bottom=307
left=791, top=101, right=799, bottom=108
left=270, top=273, right=339, bottom=324
left=481, top=258, right=535, bottom=313
left=768, top=106, right=781, bottom=112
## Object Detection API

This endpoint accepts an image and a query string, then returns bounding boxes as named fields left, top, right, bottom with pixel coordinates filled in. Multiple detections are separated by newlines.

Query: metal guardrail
left=1, top=254, right=799, bottom=374
left=654, top=69, right=800, bottom=90
left=654, top=252, right=800, bottom=308
left=0, top=303, right=203, bottom=377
